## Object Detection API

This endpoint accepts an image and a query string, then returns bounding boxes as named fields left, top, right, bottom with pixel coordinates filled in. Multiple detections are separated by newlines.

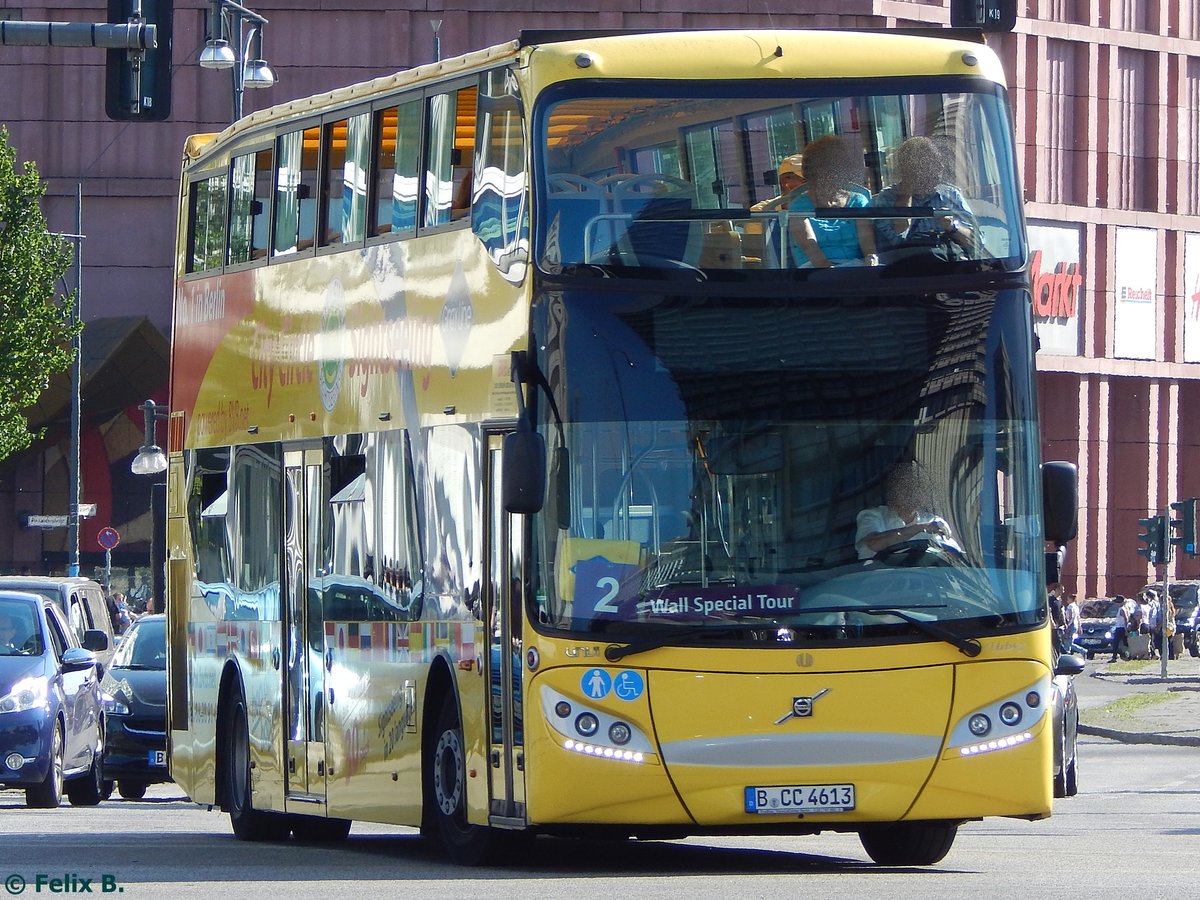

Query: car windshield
left=112, top=617, right=166, bottom=670
left=0, top=600, right=41, bottom=656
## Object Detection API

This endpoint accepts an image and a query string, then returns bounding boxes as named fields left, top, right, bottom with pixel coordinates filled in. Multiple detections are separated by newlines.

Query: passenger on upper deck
left=750, top=154, right=805, bottom=212
left=871, top=136, right=974, bottom=256
left=784, top=135, right=878, bottom=268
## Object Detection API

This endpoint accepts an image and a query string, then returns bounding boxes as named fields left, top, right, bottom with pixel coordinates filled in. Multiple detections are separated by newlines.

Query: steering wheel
left=873, top=537, right=935, bottom=567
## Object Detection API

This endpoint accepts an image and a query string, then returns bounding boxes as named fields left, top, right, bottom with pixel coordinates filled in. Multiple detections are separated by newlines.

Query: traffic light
left=105, top=0, right=173, bottom=121
left=1170, top=498, right=1199, bottom=556
left=1137, top=515, right=1170, bottom=565
left=949, top=0, right=1017, bottom=32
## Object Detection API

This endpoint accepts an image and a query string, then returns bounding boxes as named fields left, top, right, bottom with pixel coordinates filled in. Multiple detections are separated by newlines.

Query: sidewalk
left=1075, top=655, right=1200, bottom=747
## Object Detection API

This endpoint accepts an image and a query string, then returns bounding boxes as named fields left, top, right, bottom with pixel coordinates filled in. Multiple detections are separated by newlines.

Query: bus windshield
left=535, top=77, right=1023, bottom=276
left=529, top=288, right=1044, bottom=642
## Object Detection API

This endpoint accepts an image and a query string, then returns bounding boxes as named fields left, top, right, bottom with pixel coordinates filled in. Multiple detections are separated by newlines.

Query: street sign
left=24, top=514, right=69, bottom=528
left=97, top=526, right=121, bottom=550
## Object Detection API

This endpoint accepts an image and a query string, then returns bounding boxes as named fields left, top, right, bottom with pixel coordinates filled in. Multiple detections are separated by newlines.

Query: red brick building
left=0, top=0, right=1195, bottom=600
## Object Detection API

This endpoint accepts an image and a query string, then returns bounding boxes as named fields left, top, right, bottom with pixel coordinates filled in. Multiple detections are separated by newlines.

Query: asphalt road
left=1, top=735, right=1196, bottom=900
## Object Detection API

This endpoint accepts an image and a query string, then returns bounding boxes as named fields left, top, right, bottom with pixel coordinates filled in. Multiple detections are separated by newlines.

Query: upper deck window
left=186, top=174, right=228, bottom=274
left=372, top=100, right=421, bottom=237
left=535, top=79, right=1023, bottom=276
left=424, top=85, right=477, bottom=228
left=228, top=147, right=272, bottom=265
left=321, top=112, right=371, bottom=247
left=273, top=125, right=319, bottom=256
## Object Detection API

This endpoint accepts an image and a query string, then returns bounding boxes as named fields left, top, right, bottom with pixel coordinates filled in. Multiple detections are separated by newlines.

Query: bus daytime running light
left=958, top=731, right=1033, bottom=757
left=562, top=739, right=645, bottom=764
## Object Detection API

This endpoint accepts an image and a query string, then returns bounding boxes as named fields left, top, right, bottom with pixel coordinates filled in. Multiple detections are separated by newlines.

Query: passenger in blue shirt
left=872, top=136, right=974, bottom=257
left=787, top=135, right=878, bottom=268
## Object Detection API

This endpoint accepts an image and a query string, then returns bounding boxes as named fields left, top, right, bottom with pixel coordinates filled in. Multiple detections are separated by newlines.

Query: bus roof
left=186, top=28, right=1005, bottom=165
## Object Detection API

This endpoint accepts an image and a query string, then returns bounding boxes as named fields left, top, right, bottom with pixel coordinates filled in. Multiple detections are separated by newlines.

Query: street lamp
left=131, top=399, right=168, bottom=476
left=199, top=0, right=276, bottom=121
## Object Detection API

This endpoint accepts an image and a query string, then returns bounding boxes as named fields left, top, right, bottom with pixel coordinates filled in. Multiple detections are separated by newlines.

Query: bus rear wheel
left=224, top=689, right=290, bottom=842
left=859, top=821, right=957, bottom=866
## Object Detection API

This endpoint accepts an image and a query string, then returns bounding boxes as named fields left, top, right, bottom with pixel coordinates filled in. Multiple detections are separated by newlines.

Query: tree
left=0, top=127, right=80, bottom=460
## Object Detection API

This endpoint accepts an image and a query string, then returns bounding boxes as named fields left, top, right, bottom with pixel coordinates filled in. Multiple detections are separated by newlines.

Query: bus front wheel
left=859, top=821, right=957, bottom=866
left=224, top=689, right=290, bottom=842
left=429, top=695, right=497, bottom=865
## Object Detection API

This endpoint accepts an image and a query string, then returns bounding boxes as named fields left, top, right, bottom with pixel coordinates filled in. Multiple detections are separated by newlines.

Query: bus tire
left=429, top=694, right=496, bottom=865
left=290, top=814, right=352, bottom=842
left=859, top=821, right=957, bottom=866
left=224, top=688, right=290, bottom=842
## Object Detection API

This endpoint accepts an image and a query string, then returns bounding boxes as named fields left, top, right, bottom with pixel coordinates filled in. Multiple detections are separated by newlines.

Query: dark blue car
left=0, top=590, right=108, bottom=807
left=101, top=614, right=171, bottom=799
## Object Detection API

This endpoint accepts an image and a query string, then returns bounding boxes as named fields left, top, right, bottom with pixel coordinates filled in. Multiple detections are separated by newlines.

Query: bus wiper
left=798, top=604, right=982, bottom=658
left=605, top=620, right=785, bottom=662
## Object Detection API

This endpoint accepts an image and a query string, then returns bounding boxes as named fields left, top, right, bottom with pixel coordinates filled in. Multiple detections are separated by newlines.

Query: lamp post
left=132, top=399, right=168, bottom=607
left=198, top=0, right=276, bottom=122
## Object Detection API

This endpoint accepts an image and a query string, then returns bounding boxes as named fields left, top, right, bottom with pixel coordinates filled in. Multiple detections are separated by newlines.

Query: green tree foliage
left=0, top=127, right=79, bottom=460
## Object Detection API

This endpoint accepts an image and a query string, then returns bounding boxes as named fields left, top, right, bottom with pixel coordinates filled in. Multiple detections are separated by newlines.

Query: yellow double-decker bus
left=166, top=23, right=1078, bottom=866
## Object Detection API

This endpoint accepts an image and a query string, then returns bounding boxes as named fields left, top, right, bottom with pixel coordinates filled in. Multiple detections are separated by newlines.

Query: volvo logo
left=775, top=688, right=830, bottom=724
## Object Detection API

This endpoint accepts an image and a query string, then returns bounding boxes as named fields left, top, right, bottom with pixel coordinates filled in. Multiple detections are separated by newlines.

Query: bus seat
left=604, top=173, right=701, bottom=268
left=545, top=174, right=606, bottom=266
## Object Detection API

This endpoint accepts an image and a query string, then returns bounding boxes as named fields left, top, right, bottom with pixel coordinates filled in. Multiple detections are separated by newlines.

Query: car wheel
left=859, top=821, right=958, bottom=866
left=101, top=781, right=114, bottom=801
left=65, top=727, right=105, bottom=806
left=224, top=688, right=289, bottom=841
left=26, top=721, right=64, bottom=809
left=117, top=781, right=147, bottom=800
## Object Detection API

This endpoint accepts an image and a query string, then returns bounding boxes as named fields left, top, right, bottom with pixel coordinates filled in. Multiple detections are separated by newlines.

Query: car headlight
left=0, top=676, right=49, bottom=714
left=103, top=693, right=130, bottom=716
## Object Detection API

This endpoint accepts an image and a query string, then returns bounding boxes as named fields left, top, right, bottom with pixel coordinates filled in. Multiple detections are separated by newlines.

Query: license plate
left=148, top=750, right=166, bottom=767
left=744, top=783, right=855, bottom=815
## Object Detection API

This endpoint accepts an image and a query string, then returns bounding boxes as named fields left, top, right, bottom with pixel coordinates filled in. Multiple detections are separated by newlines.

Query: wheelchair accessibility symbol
left=613, top=670, right=644, bottom=701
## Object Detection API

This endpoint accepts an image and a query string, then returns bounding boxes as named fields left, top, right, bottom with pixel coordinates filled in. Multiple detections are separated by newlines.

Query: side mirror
left=503, top=428, right=547, bottom=515
left=1043, top=461, right=1078, bottom=544
left=1054, top=653, right=1086, bottom=677
left=61, top=647, right=97, bottom=673
left=82, top=628, right=110, bottom=652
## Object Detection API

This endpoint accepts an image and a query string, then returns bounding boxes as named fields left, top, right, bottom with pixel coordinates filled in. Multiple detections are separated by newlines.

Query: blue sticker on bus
left=581, top=668, right=612, bottom=699
left=613, top=670, right=644, bottom=701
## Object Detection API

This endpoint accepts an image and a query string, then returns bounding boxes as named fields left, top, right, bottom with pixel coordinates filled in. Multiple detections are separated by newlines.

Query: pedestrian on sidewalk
left=1110, top=594, right=1131, bottom=661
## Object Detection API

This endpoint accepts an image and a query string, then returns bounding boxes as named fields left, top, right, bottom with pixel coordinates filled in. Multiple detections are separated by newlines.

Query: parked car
left=1052, top=652, right=1085, bottom=798
left=0, top=577, right=116, bottom=676
left=0, top=590, right=108, bottom=807
left=100, top=614, right=171, bottom=799
left=1078, top=599, right=1122, bottom=659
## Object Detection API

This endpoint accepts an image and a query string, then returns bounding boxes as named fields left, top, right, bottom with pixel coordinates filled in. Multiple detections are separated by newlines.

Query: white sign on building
left=1183, top=233, right=1200, bottom=362
left=1028, top=222, right=1083, bottom=356
left=1113, top=226, right=1158, bottom=360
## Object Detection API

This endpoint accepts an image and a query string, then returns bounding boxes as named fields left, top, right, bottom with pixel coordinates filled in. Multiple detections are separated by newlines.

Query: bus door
left=283, top=446, right=328, bottom=800
left=486, top=433, right=527, bottom=825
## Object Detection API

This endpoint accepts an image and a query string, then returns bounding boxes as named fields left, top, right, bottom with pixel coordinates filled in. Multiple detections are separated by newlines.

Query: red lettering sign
left=1030, top=249, right=1084, bottom=319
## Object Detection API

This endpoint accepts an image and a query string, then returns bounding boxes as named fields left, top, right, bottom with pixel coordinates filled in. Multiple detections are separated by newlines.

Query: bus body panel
left=174, top=231, right=527, bottom=452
